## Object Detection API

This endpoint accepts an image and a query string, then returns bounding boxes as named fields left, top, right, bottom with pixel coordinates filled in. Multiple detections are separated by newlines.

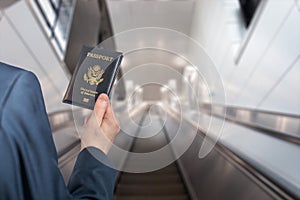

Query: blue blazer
left=0, top=62, right=116, bottom=200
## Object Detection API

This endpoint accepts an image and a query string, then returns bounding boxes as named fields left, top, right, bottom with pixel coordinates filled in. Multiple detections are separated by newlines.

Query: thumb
left=94, top=93, right=109, bottom=125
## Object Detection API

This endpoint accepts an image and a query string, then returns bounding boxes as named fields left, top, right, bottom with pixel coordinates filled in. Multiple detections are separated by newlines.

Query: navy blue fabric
left=0, top=62, right=116, bottom=200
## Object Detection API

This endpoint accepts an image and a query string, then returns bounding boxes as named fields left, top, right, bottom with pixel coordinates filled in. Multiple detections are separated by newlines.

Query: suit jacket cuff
left=76, top=146, right=116, bottom=171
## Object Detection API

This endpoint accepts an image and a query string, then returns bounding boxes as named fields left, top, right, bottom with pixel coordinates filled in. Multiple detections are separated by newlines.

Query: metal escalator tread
left=114, top=116, right=190, bottom=199
left=114, top=195, right=189, bottom=200
left=114, top=164, right=189, bottom=199
left=116, top=184, right=186, bottom=195
left=119, top=174, right=182, bottom=184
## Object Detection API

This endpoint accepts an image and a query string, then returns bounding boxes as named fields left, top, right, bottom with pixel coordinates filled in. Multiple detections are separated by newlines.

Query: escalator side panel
left=163, top=114, right=275, bottom=200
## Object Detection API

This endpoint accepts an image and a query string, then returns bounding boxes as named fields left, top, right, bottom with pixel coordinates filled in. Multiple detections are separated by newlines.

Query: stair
left=115, top=163, right=189, bottom=199
left=114, top=116, right=190, bottom=200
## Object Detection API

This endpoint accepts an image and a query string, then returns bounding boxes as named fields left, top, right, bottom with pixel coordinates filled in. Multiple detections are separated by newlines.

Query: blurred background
left=0, top=0, right=299, bottom=200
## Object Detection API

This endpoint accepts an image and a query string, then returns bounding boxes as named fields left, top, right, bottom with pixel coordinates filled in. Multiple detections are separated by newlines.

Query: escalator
left=114, top=115, right=190, bottom=200
left=50, top=104, right=300, bottom=200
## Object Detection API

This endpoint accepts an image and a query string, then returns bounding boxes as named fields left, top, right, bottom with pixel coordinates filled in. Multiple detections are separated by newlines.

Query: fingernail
left=99, top=98, right=107, bottom=107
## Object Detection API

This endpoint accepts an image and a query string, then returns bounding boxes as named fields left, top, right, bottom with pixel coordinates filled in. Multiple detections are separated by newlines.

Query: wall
left=0, top=1, right=70, bottom=113
left=64, top=0, right=101, bottom=74
left=190, top=0, right=300, bottom=115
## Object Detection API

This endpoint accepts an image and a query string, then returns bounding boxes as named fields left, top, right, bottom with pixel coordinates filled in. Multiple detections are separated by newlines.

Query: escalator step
left=119, top=174, right=182, bottom=184
left=121, top=166, right=178, bottom=175
left=114, top=195, right=189, bottom=200
left=121, top=165, right=178, bottom=175
left=115, top=184, right=186, bottom=195
left=122, top=164, right=177, bottom=173
left=114, top=118, right=189, bottom=200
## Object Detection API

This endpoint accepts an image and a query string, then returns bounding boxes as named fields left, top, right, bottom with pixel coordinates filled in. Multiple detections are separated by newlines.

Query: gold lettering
left=87, top=52, right=114, bottom=62
left=83, top=98, right=89, bottom=103
left=80, top=87, right=98, bottom=98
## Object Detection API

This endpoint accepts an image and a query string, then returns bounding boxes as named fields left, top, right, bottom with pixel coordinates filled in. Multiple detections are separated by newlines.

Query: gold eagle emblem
left=83, top=65, right=104, bottom=86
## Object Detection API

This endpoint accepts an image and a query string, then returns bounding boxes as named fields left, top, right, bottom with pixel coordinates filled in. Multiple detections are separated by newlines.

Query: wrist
left=81, top=142, right=112, bottom=154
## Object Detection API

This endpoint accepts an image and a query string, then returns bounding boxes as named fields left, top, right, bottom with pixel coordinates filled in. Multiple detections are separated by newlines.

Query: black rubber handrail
left=200, top=103, right=300, bottom=145
left=201, top=103, right=300, bottom=118
left=211, top=112, right=300, bottom=145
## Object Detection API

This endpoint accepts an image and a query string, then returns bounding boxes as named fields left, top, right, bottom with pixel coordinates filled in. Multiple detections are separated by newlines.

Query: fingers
left=82, top=93, right=120, bottom=153
left=94, top=93, right=109, bottom=125
left=94, top=93, right=119, bottom=132
left=105, top=103, right=120, bottom=130
left=105, top=102, right=117, bottom=121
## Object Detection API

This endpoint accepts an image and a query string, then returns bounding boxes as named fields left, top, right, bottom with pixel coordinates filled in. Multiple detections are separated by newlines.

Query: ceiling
left=105, top=0, right=196, bottom=100
left=105, top=0, right=196, bottom=67
left=106, top=0, right=195, bottom=35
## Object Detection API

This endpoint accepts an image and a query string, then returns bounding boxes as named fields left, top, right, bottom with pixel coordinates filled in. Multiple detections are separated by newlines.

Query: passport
left=63, top=46, right=123, bottom=110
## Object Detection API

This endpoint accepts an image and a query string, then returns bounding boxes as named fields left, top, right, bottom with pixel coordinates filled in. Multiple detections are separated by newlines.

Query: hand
left=80, top=93, right=120, bottom=154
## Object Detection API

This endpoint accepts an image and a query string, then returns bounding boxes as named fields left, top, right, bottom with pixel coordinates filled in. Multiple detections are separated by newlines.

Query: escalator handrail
left=162, top=105, right=299, bottom=200
left=201, top=103, right=300, bottom=145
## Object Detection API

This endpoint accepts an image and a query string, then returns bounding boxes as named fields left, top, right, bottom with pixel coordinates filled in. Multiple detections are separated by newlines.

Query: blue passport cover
left=63, top=46, right=123, bottom=110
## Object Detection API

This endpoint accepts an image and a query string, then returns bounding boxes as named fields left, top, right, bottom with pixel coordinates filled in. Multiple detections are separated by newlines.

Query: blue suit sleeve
left=68, top=147, right=116, bottom=200
left=0, top=67, right=116, bottom=200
